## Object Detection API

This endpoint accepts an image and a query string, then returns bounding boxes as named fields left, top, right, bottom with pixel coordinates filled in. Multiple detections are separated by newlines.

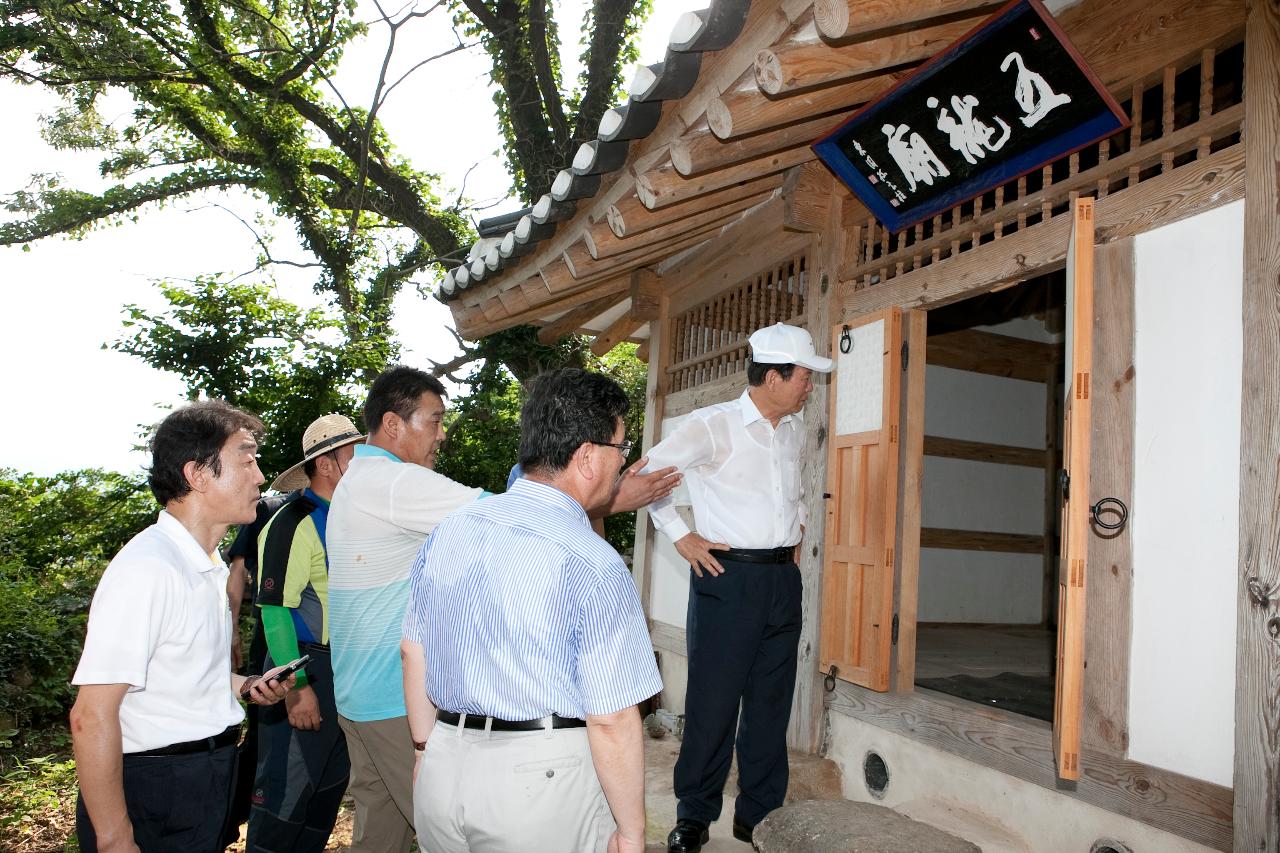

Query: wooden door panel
left=1054, top=197, right=1095, bottom=781
left=821, top=308, right=902, bottom=692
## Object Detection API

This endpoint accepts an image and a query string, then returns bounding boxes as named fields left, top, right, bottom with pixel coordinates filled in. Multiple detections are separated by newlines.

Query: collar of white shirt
left=739, top=388, right=803, bottom=428
left=154, top=509, right=221, bottom=573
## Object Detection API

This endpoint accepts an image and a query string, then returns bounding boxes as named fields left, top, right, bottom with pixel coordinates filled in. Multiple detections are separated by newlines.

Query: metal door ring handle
left=839, top=326, right=852, bottom=354
left=824, top=665, right=838, bottom=692
left=1090, top=497, right=1128, bottom=531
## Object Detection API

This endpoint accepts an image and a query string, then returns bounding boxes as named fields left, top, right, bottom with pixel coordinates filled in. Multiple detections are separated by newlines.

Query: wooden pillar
left=787, top=182, right=840, bottom=754
left=631, top=288, right=669, bottom=618
left=1234, top=0, right=1280, bottom=848
left=1083, top=239, right=1136, bottom=758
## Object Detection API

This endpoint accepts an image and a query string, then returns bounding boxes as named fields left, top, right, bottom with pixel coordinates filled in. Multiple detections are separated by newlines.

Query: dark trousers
left=76, top=743, right=236, bottom=852
left=674, top=558, right=802, bottom=828
left=246, top=651, right=349, bottom=853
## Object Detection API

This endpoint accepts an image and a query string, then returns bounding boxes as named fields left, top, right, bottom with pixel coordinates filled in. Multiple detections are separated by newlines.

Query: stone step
left=754, top=800, right=982, bottom=853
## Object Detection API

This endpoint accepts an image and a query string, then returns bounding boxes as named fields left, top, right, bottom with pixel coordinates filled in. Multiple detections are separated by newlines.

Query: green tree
left=2, top=0, right=653, bottom=466
left=111, top=277, right=383, bottom=478
left=0, top=467, right=156, bottom=726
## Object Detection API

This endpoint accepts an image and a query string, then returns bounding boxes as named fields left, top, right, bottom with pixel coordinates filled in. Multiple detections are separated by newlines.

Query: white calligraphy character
left=928, top=94, right=1012, bottom=165
left=881, top=123, right=949, bottom=193
left=1001, top=52, right=1072, bottom=127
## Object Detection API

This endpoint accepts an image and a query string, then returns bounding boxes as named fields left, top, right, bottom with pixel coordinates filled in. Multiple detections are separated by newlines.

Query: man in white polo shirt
left=70, top=401, right=295, bottom=853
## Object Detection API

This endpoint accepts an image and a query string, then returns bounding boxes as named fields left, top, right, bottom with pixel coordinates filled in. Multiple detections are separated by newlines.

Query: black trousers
left=246, top=651, right=349, bottom=853
left=674, top=557, right=802, bottom=828
left=76, top=743, right=236, bottom=852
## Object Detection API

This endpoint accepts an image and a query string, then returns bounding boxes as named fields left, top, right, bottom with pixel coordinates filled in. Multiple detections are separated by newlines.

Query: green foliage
left=111, top=277, right=386, bottom=478
left=0, top=468, right=153, bottom=729
left=0, top=751, right=79, bottom=851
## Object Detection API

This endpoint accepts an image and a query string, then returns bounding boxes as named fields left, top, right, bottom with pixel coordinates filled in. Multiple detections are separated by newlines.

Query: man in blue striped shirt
left=401, top=368, right=662, bottom=853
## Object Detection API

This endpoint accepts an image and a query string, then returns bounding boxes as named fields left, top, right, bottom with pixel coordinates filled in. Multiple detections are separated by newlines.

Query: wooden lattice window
left=840, top=41, right=1245, bottom=290
left=667, top=253, right=808, bottom=392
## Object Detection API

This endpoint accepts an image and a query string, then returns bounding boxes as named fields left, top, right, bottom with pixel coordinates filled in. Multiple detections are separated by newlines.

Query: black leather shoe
left=732, top=816, right=754, bottom=844
left=667, top=818, right=710, bottom=853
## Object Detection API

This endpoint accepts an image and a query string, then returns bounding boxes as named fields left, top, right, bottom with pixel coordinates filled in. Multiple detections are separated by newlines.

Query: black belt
left=127, top=723, right=240, bottom=757
left=436, top=710, right=586, bottom=732
left=301, top=642, right=330, bottom=654
left=710, top=546, right=795, bottom=565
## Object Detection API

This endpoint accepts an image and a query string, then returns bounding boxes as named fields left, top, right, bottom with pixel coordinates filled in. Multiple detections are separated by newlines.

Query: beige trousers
left=338, top=714, right=416, bottom=853
left=413, top=719, right=615, bottom=853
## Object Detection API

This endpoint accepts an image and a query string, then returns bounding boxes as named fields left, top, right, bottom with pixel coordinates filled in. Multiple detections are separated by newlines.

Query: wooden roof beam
left=755, top=15, right=982, bottom=96
left=638, top=146, right=811, bottom=209
left=590, top=311, right=647, bottom=357
left=927, top=330, right=1063, bottom=382
left=814, top=0, right=996, bottom=42
left=563, top=221, right=725, bottom=284
left=707, top=69, right=913, bottom=139
left=535, top=292, right=629, bottom=345
left=670, top=113, right=845, bottom=177
left=630, top=268, right=662, bottom=322
left=587, top=189, right=775, bottom=259
left=608, top=172, right=785, bottom=238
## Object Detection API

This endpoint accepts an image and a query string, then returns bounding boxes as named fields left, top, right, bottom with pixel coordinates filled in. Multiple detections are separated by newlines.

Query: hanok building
left=437, top=0, right=1279, bottom=849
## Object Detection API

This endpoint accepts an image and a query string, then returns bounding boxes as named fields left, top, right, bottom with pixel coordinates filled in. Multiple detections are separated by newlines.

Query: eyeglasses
left=593, top=440, right=634, bottom=457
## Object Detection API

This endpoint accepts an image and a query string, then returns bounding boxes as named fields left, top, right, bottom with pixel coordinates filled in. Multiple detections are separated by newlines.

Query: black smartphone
left=241, top=654, right=311, bottom=697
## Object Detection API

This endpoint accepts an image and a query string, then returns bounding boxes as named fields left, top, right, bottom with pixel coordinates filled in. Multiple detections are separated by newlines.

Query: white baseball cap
left=748, top=323, right=833, bottom=373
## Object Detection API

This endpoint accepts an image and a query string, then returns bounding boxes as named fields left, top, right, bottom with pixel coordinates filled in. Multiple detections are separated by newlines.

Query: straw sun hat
left=270, top=414, right=365, bottom=492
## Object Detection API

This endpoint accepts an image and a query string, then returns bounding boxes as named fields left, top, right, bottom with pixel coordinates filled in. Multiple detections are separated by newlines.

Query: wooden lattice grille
left=841, top=42, right=1245, bottom=290
left=667, top=253, right=808, bottom=392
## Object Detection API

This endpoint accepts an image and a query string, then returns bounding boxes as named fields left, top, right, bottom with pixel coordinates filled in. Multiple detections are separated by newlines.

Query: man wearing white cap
left=644, top=323, right=833, bottom=853
left=246, top=414, right=364, bottom=852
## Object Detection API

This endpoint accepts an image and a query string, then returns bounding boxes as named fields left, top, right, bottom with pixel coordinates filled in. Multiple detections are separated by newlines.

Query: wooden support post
left=787, top=183, right=837, bottom=755
left=891, top=309, right=926, bottom=693
left=1083, top=238, right=1136, bottom=758
left=630, top=268, right=662, bottom=322
left=782, top=161, right=835, bottom=234
left=631, top=292, right=668, bottom=618
left=1041, top=360, right=1061, bottom=628
left=1234, top=0, right=1280, bottom=848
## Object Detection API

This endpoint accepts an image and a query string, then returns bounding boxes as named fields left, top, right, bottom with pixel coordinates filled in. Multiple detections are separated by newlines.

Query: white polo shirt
left=73, top=510, right=244, bottom=753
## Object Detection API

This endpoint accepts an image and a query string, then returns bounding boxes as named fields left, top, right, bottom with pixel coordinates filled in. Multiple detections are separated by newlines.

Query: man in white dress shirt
left=644, top=323, right=832, bottom=853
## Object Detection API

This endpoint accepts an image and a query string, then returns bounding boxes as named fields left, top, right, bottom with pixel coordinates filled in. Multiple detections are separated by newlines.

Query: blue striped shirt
left=402, top=478, right=662, bottom=720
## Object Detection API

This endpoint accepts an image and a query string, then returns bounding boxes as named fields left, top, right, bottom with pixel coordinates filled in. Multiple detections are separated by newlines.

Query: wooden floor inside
left=914, top=624, right=1055, bottom=680
left=914, top=624, right=1056, bottom=721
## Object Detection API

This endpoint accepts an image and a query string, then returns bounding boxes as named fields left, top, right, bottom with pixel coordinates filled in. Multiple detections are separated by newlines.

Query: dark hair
left=148, top=400, right=265, bottom=505
left=518, top=368, right=629, bottom=477
left=364, top=365, right=446, bottom=435
left=303, top=457, right=319, bottom=480
left=747, top=359, right=796, bottom=386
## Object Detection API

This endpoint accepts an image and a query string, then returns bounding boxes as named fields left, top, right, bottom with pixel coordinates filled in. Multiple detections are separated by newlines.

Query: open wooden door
left=1054, top=198, right=1095, bottom=780
left=820, top=308, right=903, bottom=691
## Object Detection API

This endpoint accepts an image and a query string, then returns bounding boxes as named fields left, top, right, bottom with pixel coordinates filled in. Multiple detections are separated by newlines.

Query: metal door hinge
left=891, top=613, right=899, bottom=645
left=901, top=341, right=909, bottom=371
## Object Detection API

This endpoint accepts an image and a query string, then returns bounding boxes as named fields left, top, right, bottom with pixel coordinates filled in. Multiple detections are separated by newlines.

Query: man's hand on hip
left=676, top=533, right=729, bottom=577
left=285, top=685, right=322, bottom=730
left=608, top=458, right=681, bottom=514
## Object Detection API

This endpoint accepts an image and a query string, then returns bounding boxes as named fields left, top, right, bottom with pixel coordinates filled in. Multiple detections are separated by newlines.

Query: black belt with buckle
left=436, top=710, right=586, bottom=731
left=709, top=546, right=796, bottom=565
left=127, top=723, right=240, bottom=758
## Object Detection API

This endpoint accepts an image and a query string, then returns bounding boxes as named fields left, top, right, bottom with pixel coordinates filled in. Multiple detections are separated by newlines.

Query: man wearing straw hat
left=245, top=414, right=364, bottom=852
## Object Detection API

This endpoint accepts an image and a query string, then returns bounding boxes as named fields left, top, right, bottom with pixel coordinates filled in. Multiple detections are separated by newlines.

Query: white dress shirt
left=644, top=389, right=807, bottom=549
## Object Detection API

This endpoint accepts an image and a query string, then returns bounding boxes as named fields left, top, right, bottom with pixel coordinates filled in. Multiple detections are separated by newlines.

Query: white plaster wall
left=919, top=353, right=1049, bottom=623
left=649, top=414, right=695, bottom=629
left=1127, top=200, right=1242, bottom=787
left=825, top=711, right=1219, bottom=853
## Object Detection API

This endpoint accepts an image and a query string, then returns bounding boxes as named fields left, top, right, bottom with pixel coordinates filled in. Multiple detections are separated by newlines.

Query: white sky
left=0, top=0, right=701, bottom=476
